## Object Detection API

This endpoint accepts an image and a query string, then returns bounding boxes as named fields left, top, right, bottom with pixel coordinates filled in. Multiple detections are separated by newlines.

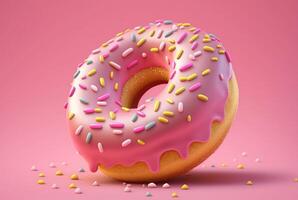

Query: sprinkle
left=99, top=77, right=105, bottom=87
left=145, top=191, right=152, bottom=197
left=109, top=43, right=119, bottom=52
left=68, top=112, right=75, bottom=120
left=237, top=164, right=245, bottom=169
left=99, top=55, right=105, bottom=63
left=189, top=82, right=201, bottom=92
left=97, top=101, right=107, bottom=106
left=49, top=162, right=56, bottom=168
left=124, top=186, right=131, bottom=192
left=113, top=130, right=123, bottom=135
left=191, top=41, right=199, bottom=50
left=162, top=183, right=170, bottom=188
left=218, top=49, right=225, bottom=54
left=95, top=117, right=106, bottom=122
left=177, top=32, right=188, bottom=44
left=90, top=85, right=98, bottom=92
left=110, top=122, right=125, bottom=129
left=75, top=125, right=83, bottom=135
left=79, top=84, right=87, bottom=90
left=156, top=30, right=163, bottom=38
left=211, top=57, right=218, bottom=62
left=150, top=47, right=159, bottom=53
left=31, top=165, right=38, bottom=171
left=131, top=33, right=137, bottom=42
left=78, top=168, right=85, bottom=172
left=122, top=107, right=130, bottom=112
left=154, top=100, right=161, bottom=112
left=109, top=71, right=114, bottom=80
left=87, top=69, right=96, bottom=76
left=178, top=102, right=183, bottom=112
left=189, top=34, right=199, bottom=43
left=246, top=180, right=253, bottom=185
left=148, top=183, right=157, bottom=188
left=74, top=188, right=82, bottom=194
left=97, top=142, right=104, bottom=153
left=164, top=30, right=175, bottom=37
left=187, top=73, right=198, bottom=81
left=203, top=38, right=211, bottom=43
left=109, top=111, right=116, bottom=120
left=133, top=126, right=145, bottom=133
left=171, top=192, right=178, bottom=198
left=86, top=60, right=93, bottom=65
left=167, top=83, right=175, bottom=93
left=131, top=113, right=138, bottom=122
left=109, top=61, right=121, bottom=70
left=179, top=63, right=193, bottom=72
left=142, top=122, right=155, bottom=131
left=39, top=172, right=45, bottom=177
left=63, top=102, right=68, bottom=109
left=166, top=98, right=174, bottom=104
left=51, top=184, right=58, bottom=189
left=187, top=115, right=192, bottom=122
left=202, top=68, right=211, bottom=76
left=80, top=98, right=89, bottom=105
left=89, top=124, right=103, bottom=129
left=159, top=41, right=166, bottom=51
left=175, top=87, right=186, bottom=95
left=158, top=116, right=168, bottom=124
left=164, top=20, right=173, bottom=24
left=176, top=49, right=184, bottom=59
left=73, top=70, right=80, bottom=79
left=197, top=94, right=208, bottom=102
left=69, top=86, right=75, bottom=97
left=122, top=139, right=132, bottom=147
left=97, top=93, right=110, bottom=101
left=255, top=158, right=261, bottom=163
left=293, top=178, right=298, bottom=182
left=180, top=184, right=189, bottom=190
left=37, top=179, right=45, bottom=184
left=168, top=45, right=176, bottom=52
left=203, top=46, right=215, bottom=52
left=137, top=104, right=146, bottom=111
left=125, top=60, right=138, bottom=70
left=149, top=30, right=155, bottom=37
left=170, top=70, right=176, bottom=79
left=179, top=76, right=187, bottom=82
left=241, top=152, right=247, bottom=157
left=137, top=38, right=146, bottom=47
left=122, top=48, right=134, bottom=57
left=137, top=111, right=146, bottom=117
left=86, top=132, right=92, bottom=143
left=163, top=111, right=174, bottom=117
left=55, top=170, right=63, bottom=176
left=70, top=174, right=79, bottom=180
left=68, top=183, right=77, bottom=189
left=142, top=52, right=147, bottom=58
left=137, top=27, right=146, bottom=34
left=194, top=50, right=202, bottom=57
left=92, top=181, right=99, bottom=186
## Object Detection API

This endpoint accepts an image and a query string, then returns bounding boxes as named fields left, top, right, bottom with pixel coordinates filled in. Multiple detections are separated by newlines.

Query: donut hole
left=121, top=67, right=169, bottom=108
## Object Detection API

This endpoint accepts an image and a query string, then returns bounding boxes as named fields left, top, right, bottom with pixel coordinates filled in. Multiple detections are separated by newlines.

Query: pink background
left=1, top=0, right=298, bottom=199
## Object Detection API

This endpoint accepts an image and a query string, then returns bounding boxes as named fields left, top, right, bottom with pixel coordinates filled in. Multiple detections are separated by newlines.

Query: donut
left=65, top=20, right=239, bottom=182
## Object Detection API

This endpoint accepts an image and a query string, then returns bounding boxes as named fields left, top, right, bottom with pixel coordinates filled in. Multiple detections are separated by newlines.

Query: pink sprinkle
left=219, top=73, right=224, bottom=80
left=157, top=30, right=163, bottom=38
left=194, top=51, right=202, bottom=57
left=191, top=41, right=199, bottom=50
left=83, top=108, right=95, bottom=114
left=177, top=32, right=188, bottom=44
left=171, top=61, right=176, bottom=69
left=102, top=52, right=109, bottom=58
left=122, top=48, right=134, bottom=57
left=225, top=51, right=231, bottom=63
left=109, top=44, right=119, bottom=52
left=79, top=84, right=87, bottom=90
left=170, top=70, right=176, bottom=79
left=63, top=102, right=68, bottom=109
left=189, top=82, right=201, bottom=92
left=89, top=124, right=103, bottom=129
left=110, top=122, right=125, bottom=129
left=113, top=108, right=119, bottom=113
left=69, top=86, right=75, bottom=97
left=193, top=28, right=201, bottom=34
left=137, top=111, right=146, bottom=117
left=159, top=41, right=166, bottom=51
left=142, top=52, right=147, bottom=58
left=97, top=93, right=110, bottom=101
left=127, top=60, right=138, bottom=69
left=178, top=102, right=183, bottom=113
left=77, top=63, right=83, bottom=68
left=92, top=48, right=101, bottom=54
left=115, top=100, right=122, bottom=107
left=133, top=126, right=145, bottom=133
left=179, top=63, right=193, bottom=72
left=137, top=104, right=146, bottom=111
left=81, top=76, right=87, bottom=80
left=97, top=101, right=107, bottom=106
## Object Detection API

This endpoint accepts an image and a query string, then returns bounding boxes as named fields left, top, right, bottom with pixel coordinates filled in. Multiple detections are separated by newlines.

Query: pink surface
left=0, top=0, right=298, bottom=199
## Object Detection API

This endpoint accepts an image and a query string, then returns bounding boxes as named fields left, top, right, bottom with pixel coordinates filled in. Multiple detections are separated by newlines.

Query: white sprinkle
left=124, top=186, right=131, bottom=192
left=189, top=54, right=196, bottom=61
left=241, top=152, right=247, bottom=157
left=31, top=165, right=38, bottom=171
left=255, top=158, right=261, bottom=163
left=142, top=52, right=147, bottom=58
left=165, top=56, right=170, bottom=65
left=92, top=181, right=99, bottom=186
left=49, top=162, right=56, bottom=168
left=61, top=161, right=67, bottom=166
left=51, top=184, right=59, bottom=189
left=159, top=41, right=166, bottom=51
left=145, top=97, right=154, bottom=103
left=74, top=188, right=82, bottom=194
left=97, top=101, right=107, bottom=106
left=109, top=61, right=122, bottom=70
left=194, top=50, right=202, bottom=57
left=147, top=182, right=157, bottom=188
left=162, top=183, right=170, bottom=188
left=90, top=85, right=98, bottom=92
left=116, top=36, right=123, bottom=42
left=122, top=139, right=132, bottom=147
left=178, top=102, right=184, bottom=113
left=113, top=130, right=123, bottom=135
left=137, top=104, right=146, bottom=111
left=146, top=191, right=152, bottom=197
left=122, top=48, right=134, bottom=57
left=97, top=142, right=104, bottom=153
left=75, top=125, right=83, bottom=136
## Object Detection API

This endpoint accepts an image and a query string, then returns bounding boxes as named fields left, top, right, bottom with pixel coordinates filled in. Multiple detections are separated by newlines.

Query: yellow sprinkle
left=168, top=45, right=176, bottom=52
left=246, top=180, right=253, bottom=185
left=109, top=111, right=116, bottom=120
left=166, top=98, right=174, bottom=104
left=149, top=30, right=155, bottom=37
left=189, top=34, right=199, bottom=43
left=176, top=49, right=184, bottom=60
left=203, top=38, right=211, bottom=43
left=101, top=42, right=109, bottom=48
left=68, top=183, right=77, bottom=189
left=218, top=49, right=225, bottom=54
left=182, top=23, right=191, bottom=27
left=189, top=27, right=196, bottom=32
left=203, top=46, right=215, bottom=52
left=158, top=116, right=169, bottom=124
left=179, top=76, right=188, bottom=82
left=137, top=27, right=146, bottom=34
left=168, top=39, right=176, bottom=44
left=211, top=57, right=218, bottom=62
left=116, top=32, right=123, bottom=37
left=94, top=108, right=102, bottom=113
left=237, top=164, right=245, bottom=169
left=99, top=77, right=105, bottom=87
left=180, top=184, right=189, bottom=190
left=70, top=174, right=79, bottom=180
left=175, top=87, right=186, bottom=95
left=124, top=28, right=130, bottom=33
left=38, top=172, right=45, bottom=177
left=55, top=170, right=63, bottom=176
left=202, top=68, right=211, bottom=76
left=137, top=38, right=146, bottom=47
left=37, top=179, right=45, bottom=184
left=99, top=55, right=105, bottom=63
left=114, top=82, right=119, bottom=91
left=68, top=112, right=75, bottom=120
left=197, top=94, right=208, bottom=102
left=187, top=114, right=192, bottom=122
left=150, top=47, right=159, bottom=53
left=122, top=107, right=130, bottom=112
left=163, top=111, right=174, bottom=117
left=96, top=117, right=106, bottom=122
left=217, top=44, right=223, bottom=48
left=154, top=100, right=161, bottom=112
left=137, top=139, right=145, bottom=145
left=176, top=23, right=183, bottom=26
left=109, top=71, right=114, bottom=80
left=187, top=73, right=198, bottom=81
left=204, top=34, right=210, bottom=38
left=167, top=83, right=175, bottom=93
left=171, top=192, right=178, bottom=198
left=87, top=69, right=96, bottom=76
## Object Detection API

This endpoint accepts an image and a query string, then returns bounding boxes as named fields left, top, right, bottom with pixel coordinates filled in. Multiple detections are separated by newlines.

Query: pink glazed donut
left=65, top=20, right=239, bottom=181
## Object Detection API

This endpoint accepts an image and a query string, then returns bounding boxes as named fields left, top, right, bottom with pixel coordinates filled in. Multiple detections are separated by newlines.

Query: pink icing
left=66, top=20, right=233, bottom=173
